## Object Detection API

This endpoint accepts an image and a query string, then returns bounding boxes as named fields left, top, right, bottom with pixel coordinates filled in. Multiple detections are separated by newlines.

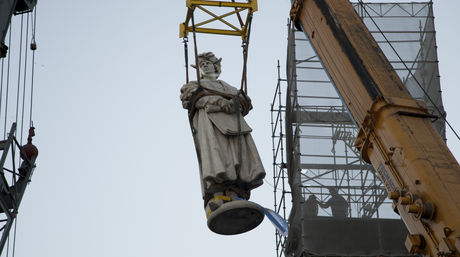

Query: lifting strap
left=183, top=36, right=189, bottom=84
left=185, top=11, right=202, bottom=134
left=240, top=13, right=253, bottom=94
left=182, top=7, right=254, bottom=159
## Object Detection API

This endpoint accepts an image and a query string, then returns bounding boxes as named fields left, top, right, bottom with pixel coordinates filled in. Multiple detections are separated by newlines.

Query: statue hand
left=205, top=104, right=221, bottom=113
left=238, top=93, right=252, bottom=116
left=218, top=98, right=235, bottom=114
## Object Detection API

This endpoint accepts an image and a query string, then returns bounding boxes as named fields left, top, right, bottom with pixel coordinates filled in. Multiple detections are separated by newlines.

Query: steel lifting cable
left=191, top=12, right=201, bottom=88
left=358, top=0, right=460, bottom=141
left=11, top=14, right=26, bottom=257
left=4, top=24, right=13, bottom=257
left=184, top=9, right=202, bottom=134
left=183, top=36, right=189, bottom=83
left=234, top=14, right=254, bottom=175
left=184, top=5, right=254, bottom=135
left=182, top=6, right=255, bottom=175
left=4, top=26, right=13, bottom=139
left=1, top=55, right=4, bottom=130
left=29, top=6, right=37, bottom=128
left=240, top=13, right=253, bottom=94
left=20, top=13, right=30, bottom=145
left=12, top=15, right=24, bottom=190
left=232, top=0, right=244, bottom=27
left=14, top=15, right=24, bottom=139
left=183, top=7, right=254, bottom=94
left=12, top=9, right=38, bottom=256
left=4, top=18, right=14, bottom=257
left=236, top=12, right=254, bottom=172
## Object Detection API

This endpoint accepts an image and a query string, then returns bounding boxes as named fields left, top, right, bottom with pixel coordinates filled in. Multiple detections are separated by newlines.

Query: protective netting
left=281, top=2, right=443, bottom=256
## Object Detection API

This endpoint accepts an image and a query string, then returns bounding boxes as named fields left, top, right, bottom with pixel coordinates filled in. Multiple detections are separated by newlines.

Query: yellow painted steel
left=291, top=0, right=460, bottom=257
left=180, top=0, right=257, bottom=39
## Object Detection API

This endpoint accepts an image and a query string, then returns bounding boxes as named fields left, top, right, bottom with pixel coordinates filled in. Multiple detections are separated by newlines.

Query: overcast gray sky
left=4, top=1, right=459, bottom=257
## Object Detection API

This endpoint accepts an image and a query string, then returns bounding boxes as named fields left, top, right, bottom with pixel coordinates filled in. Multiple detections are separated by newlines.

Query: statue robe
left=180, top=79, right=265, bottom=196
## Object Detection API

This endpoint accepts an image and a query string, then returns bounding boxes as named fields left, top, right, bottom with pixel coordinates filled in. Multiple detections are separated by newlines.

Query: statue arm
left=181, top=81, right=245, bottom=114
left=180, top=82, right=199, bottom=109
left=218, top=80, right=253, bottom=116
left=196, top=95, right=235, bottom=114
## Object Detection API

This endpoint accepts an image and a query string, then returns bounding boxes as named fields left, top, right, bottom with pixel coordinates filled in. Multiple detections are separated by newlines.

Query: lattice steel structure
left=272, top=2, right=445, bottom=257
left=0, top=1, right=38, bottom=255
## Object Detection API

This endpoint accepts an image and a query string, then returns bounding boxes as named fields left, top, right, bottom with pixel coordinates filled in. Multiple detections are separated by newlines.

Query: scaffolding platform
left=272, top=2, right=445, bottom=257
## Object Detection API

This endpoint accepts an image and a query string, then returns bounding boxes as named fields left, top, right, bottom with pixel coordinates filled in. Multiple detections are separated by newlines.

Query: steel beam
left=292, top=110, right=353, bottom=124
left=300, top=163, right=373, bottom=171
left=180, top=0, right=257, bottom=39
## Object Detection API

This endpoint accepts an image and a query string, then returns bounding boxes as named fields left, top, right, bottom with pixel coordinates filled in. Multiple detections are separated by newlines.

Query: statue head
left=192, top=52, right=222, bottom=79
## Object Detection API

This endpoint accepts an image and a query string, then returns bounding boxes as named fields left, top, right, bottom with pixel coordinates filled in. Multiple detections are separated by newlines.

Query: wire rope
left=11, top=14, right=26, bottom=257
left=4, top=25, right=13, bottom=139
left=29, top=7, right=37, bottom=127
left=20, top=13, right=30, bottom=144
left=183, top=36, right=189, bottom=84
left=357, top=0, right=460, bottom=141
left=15, top=15, right=24, bottom=139
left=31, top=7, right=37, bottom=44
left=191, top=12, right=201, bottom=87
left=0, top=7, right=37, bottom=257
left=1, top=56, right=4, bottom=133
left=240, top=13, right=252, bottom=94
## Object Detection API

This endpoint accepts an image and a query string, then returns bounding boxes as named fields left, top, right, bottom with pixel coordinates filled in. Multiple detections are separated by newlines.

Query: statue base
left=207, top=200, right=264, bottom=235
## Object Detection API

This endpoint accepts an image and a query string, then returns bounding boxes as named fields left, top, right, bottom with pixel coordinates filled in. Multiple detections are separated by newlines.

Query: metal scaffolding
left=272, top=2, right=444, bottom=257
left=271, top=61, right=289, bottom=257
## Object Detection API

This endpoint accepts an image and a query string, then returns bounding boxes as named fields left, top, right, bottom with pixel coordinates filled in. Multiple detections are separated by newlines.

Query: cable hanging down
left=180, top=1, right=257, bottom=134
left=0, top=4, right=39, bottom=256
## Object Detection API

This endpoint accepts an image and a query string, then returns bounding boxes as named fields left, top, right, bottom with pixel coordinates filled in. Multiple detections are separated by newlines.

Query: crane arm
left=291, top=1, right=460, bottom=256
left=0, top=0, right=37, bottom=58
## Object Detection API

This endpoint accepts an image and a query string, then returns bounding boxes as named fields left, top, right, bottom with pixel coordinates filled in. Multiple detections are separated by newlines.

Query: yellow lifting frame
left=180, top=0, right=257, bottom=39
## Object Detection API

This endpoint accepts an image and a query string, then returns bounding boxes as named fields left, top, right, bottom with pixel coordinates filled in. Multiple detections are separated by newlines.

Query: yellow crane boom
left=291, top=1, right=460, bottom=256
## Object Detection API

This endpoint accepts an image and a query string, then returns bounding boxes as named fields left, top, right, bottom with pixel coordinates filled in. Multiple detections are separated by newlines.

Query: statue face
left=200, top=60, right=217, bottom=75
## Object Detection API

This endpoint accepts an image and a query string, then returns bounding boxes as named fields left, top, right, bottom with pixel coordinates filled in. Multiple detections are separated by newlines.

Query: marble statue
left=180, top=52, right=266, bottom=216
